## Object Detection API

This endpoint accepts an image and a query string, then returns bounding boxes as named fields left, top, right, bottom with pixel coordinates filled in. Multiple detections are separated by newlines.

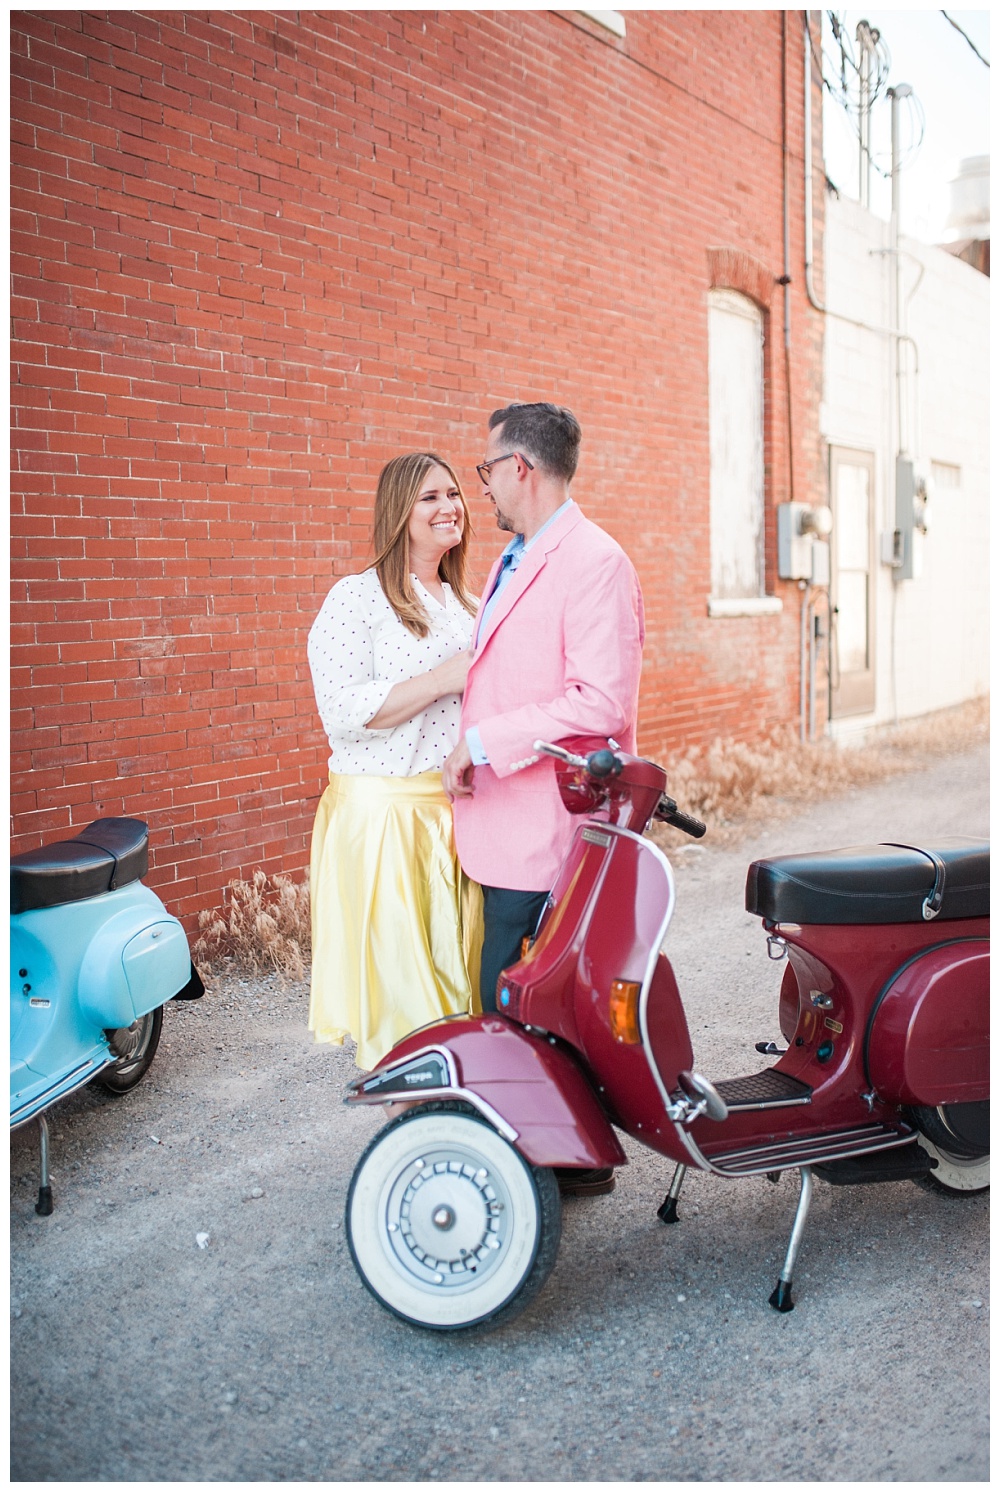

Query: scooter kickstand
left=657, top=1163, right=688, bottom=1224
left=768, top=1166, right=813, bottom=1313
left=35, top=1114, right=53, bottom=1217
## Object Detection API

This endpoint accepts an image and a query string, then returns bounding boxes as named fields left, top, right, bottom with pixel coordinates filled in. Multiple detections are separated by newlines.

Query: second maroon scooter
left=344, top=740, right=989, bottom=1332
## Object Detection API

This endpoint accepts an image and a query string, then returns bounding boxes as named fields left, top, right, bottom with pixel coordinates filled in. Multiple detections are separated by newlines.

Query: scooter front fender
left=346, top=1016, right=628, bottom=1170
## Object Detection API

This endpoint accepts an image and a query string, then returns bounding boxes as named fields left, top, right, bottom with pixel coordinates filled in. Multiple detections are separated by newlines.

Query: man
left=442, top=402, right=644, bottom=1196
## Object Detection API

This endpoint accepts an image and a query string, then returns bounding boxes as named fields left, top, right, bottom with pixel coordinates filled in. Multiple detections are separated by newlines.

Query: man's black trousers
left=478, top=885, right=549, bottom=1013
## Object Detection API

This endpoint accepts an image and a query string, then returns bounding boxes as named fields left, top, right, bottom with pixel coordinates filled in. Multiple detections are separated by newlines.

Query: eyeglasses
left=476, top=452, right=534, bottom=485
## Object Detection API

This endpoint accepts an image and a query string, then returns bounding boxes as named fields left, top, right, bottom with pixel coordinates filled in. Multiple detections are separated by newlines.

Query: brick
left=10, top=8, right=826, bottom=921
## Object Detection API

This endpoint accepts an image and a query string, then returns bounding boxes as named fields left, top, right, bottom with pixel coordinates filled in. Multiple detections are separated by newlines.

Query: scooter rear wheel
left=912, top=1102, right=989, bottom=1195
left=346, top=1104, right=561, bottom=1333
left=915, top=1138, right=989, bottom=1195
left=94, top=1007, right=163, bottom=1095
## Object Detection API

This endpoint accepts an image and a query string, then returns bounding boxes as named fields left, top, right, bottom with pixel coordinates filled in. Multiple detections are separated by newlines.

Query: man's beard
left=494, top=507, right=516, bottom=533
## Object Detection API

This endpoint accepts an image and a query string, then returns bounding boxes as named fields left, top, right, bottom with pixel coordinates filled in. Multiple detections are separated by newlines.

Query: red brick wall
left=11, top=9, right=825, bottom=923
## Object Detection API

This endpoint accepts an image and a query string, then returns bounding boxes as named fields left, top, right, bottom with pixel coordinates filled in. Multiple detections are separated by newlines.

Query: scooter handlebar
left=534, top=740, right=590, bottom=769
left=654, top=795, right=707, bottom=838
left=533, top=742, right=624, bottom=779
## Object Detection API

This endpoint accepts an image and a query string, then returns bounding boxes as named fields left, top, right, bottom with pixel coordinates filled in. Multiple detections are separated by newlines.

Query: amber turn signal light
left=609, top=979, right=641, bottom=1043
left=521, top=936, right=533, bottom=957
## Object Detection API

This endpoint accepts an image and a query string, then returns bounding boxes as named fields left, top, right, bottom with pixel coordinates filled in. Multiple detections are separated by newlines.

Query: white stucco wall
left=820, top=193, right=989, bottom=739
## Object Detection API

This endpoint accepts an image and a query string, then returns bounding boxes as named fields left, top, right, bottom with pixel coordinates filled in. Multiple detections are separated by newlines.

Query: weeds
left=193, top=869, right=310, bottom=981
left=650, top=694, right=988, bottom=847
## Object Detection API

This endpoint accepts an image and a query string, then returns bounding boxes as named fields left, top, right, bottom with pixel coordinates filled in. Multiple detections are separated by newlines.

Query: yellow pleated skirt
left=308, top=770, right=483, bottom=1071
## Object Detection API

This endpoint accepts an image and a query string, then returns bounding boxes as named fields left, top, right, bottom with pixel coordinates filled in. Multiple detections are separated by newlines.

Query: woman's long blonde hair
left=369, top=452, right=476, bottom=638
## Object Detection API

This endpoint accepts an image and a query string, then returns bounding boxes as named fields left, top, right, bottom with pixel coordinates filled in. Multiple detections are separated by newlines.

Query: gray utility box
left=894, top=456, right=929, bottom=581
left=777, top=502, right=831, bottom=584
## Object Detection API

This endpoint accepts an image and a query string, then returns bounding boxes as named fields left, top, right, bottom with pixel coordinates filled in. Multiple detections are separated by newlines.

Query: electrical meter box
left=894, top=456, right=930, bottom=581
left=777, top=503, right=832, bottom=584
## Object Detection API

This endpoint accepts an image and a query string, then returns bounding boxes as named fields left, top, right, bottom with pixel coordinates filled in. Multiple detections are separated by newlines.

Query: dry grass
left=649, top=694, right=989, bottom=848
left=193, top=869, right=310, bottom=981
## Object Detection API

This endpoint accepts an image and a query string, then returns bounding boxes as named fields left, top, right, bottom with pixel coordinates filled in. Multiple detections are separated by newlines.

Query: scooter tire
left=93, top=1006, right=164, bottom=1095
left=914, top=1139, right=990, bottom=1196
left=346, top=1100, right=562, bottom=1335
left=911, top=1102, right=989, bottom=1196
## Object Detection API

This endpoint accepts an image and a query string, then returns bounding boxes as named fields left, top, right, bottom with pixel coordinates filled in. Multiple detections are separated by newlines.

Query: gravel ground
left=10, top=745, right=989, bottom=1482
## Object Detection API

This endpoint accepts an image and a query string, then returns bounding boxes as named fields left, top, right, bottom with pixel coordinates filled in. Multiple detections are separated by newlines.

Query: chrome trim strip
left=673, top=1123, right=720, bottom=1173
left=570, top=822, right=727, bottom=1175
left=722, top=1093, right=813, bottom=1112
left=10, top=1055, right=113, bottom=1130
left=709, top=1126, right=916, bottom=1178
left=608, top=827, right=719, bottom=1169
left=345, top=1044, right=519, bottom=1143
left=453, top=1090, right=519, bottom=1144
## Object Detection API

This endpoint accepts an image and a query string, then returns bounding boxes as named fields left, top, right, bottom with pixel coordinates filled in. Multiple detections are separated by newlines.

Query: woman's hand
left=432, top=649, right=472, bottom=698
left=365, top=649, right=473, bottom=731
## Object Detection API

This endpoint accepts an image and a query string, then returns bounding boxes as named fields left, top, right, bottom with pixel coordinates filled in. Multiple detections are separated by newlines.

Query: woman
left=307, top=452, right=483, bottom=1069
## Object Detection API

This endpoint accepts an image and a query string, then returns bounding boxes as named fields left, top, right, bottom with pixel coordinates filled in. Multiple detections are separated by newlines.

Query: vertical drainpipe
left=802, top=12, right=830, bottom=741
left=781, top=13, right=807, bottom=744
left=782, top=13, right=811, bottom=746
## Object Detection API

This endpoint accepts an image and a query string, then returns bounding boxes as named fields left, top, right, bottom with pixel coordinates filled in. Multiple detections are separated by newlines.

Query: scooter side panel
left=360, top=1017, right=628, bottom=1169
left=122, top=919, right=193, bottom=1012
left=700, top=919, right=992, bottom=1149
left=866, top=941, right=989, bottom=1104
left=77, top=884, right=189, bottom=1026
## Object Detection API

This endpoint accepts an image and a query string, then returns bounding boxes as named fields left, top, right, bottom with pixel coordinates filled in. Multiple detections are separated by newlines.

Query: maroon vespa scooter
left=344, top=740, right=989, bottom=1332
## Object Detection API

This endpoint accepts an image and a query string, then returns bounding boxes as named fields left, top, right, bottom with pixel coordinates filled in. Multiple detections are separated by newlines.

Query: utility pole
left=889, top=83, right=913, bottom=458
left=856, top=20, right=879, bottom=209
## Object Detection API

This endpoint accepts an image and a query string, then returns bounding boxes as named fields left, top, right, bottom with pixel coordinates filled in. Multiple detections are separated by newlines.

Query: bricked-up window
left=707, top=289, right=765, bottom=602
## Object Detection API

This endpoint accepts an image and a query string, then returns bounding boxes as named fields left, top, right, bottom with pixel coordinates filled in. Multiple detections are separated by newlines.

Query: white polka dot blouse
left=307, top=568, right=476, bottom=777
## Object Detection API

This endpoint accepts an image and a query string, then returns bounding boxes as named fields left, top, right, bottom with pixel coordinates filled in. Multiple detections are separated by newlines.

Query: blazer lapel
left=472, top=502, right=582, bottom=656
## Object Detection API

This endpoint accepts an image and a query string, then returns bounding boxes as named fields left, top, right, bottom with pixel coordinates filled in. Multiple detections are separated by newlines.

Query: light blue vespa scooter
left=10, top=817, right=204, bottom=1213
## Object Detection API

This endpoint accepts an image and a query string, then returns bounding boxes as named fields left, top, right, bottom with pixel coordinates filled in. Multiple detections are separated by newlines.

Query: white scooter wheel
left=346, top=1106, right=561, bottom=1333
left=916, top=1137, right=990, bottom=1194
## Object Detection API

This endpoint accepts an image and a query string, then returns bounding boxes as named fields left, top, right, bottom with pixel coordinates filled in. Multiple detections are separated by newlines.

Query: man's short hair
left=488, top=402, right=581, bottom=482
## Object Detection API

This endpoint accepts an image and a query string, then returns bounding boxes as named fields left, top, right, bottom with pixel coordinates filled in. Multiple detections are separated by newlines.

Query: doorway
left=830, top=446, right=876, bottom=718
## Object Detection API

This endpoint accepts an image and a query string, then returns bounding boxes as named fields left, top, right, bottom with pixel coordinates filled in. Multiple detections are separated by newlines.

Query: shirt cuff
left=466, top=725, right=489, bottom=765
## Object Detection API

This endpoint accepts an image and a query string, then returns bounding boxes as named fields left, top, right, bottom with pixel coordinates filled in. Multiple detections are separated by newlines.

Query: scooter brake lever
left=533, top=740, right=590, bottom=769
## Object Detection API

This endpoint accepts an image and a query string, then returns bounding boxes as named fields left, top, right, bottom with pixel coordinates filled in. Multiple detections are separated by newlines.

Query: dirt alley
left=10, top=744, right=989, bottom=1481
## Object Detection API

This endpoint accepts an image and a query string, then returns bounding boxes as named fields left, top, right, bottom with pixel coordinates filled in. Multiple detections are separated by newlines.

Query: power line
left=940, top=11, right=990, bottom=68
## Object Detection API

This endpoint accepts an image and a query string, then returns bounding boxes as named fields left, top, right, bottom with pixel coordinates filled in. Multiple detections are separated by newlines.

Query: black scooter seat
left=745, top=837, right=989, bottom=926
left=11, top=818, right=149, bottom=915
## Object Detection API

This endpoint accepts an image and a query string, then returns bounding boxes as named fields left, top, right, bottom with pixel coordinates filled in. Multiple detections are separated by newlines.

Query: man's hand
left=442, top=736, right=476, bottom=800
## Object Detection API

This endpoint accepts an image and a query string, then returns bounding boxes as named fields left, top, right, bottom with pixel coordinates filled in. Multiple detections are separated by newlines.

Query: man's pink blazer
left=453, top=501, right=645, bottom=892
